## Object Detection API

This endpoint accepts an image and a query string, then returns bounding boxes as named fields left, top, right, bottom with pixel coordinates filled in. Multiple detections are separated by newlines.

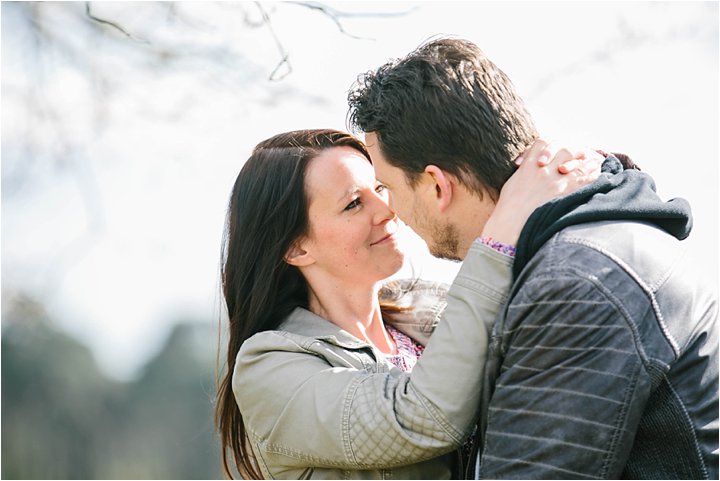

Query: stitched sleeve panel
left=346, top=374, right=458, bottom=467
left=235, top=334, right=460, bottom=471
left=480, top=272, right=650, bottom=479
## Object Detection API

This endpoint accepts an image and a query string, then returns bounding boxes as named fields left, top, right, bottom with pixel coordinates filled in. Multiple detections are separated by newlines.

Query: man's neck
left=450, top=188, right=496, bottom=260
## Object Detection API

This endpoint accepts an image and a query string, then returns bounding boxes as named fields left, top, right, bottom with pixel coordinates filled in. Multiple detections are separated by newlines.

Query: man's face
left=364, top=132, right=462, bottom=261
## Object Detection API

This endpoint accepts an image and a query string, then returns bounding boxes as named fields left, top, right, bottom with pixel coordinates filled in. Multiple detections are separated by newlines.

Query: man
left=348, top=37, right=718, bottom=479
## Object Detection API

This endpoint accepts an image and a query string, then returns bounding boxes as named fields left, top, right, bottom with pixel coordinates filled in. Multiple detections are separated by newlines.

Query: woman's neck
left=306, top=278, right=396, bottom=355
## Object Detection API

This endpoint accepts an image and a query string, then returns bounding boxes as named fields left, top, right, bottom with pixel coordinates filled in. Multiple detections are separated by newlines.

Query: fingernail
left=515, top=156, right=524, bottom=166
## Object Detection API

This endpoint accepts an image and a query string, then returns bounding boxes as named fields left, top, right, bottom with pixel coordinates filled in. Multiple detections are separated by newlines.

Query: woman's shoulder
left=232, top=310, right=376, bottom=405
left=233, top=327, right=325, bottom=398
left=236, top=307, right=370, bottom=362
left=236, top=329, right=307, bottom=364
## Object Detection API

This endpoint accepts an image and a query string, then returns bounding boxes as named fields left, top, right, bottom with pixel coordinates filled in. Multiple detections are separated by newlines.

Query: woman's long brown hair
left=215, top=129, right=372, bottom=479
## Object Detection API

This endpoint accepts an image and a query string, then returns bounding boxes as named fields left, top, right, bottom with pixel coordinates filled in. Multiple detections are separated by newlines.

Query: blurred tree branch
left=84, top=2, right=148, bottom=43
left=286, top=1, right=418, bottom=40
left=6, top=1, right=711, bottom=295
left=525, top=12, right=715, bottom=101
left=2, top=1, right=415, bottom=290
left=254, top=2, right=292, bottom=80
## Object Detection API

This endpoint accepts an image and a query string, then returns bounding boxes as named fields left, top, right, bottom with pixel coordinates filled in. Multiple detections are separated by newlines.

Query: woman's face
left=297, top=146, right=404, bottom=284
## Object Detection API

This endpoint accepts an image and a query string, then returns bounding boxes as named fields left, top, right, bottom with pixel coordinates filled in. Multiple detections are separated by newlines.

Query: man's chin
left=429, top=246, right=462, bottom=263
left=426, top=227, right=462, bottom=262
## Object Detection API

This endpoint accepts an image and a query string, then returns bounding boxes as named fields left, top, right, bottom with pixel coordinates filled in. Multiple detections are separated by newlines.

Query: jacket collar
left=514, top=155, right=692, bottom=279
left=279, top=307, right=370, bottom=350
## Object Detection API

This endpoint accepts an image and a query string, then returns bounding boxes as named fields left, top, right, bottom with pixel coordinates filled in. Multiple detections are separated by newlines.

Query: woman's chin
left=382, top=252, right=406, bottom=279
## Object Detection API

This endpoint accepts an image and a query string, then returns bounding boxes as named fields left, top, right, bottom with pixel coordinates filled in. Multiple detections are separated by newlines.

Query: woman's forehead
left=305, top=147, right=374, bottom=201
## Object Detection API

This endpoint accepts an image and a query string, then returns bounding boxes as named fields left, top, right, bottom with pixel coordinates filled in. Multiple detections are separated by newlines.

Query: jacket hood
left=513, top=155, right=693, bottom=279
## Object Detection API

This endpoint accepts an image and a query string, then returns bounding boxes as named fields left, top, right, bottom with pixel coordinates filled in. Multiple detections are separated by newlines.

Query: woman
left=216, top=129, right=598, bottom=479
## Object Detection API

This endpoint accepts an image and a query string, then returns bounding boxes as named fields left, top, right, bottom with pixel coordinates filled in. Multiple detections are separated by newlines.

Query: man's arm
left=479, top=262, right=651, bottom=479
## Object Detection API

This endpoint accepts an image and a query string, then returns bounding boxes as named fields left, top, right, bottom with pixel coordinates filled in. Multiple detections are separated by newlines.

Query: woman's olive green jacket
left=232, top=242, right=512, bottom=479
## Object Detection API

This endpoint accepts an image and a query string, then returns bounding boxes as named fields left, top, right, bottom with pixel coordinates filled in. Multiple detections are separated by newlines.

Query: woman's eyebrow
left=338, top=186, right=361, bottom=204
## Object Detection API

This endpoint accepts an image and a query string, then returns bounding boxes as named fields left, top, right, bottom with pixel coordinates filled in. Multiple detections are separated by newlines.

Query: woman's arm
left=234, top=241, right=510, bottom=473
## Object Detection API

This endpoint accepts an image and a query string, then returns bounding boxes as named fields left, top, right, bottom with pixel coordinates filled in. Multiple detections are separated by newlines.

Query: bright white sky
left=2, top=1, right=718, bottom=380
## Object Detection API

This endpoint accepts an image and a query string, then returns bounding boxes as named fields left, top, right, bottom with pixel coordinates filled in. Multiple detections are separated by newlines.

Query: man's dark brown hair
left=348, top=37, right=538, bottom=200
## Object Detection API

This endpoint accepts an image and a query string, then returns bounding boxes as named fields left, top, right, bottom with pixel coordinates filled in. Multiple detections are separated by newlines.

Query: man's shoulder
left=509, top=219, right=695, bottom=319
left=536, top=220, right=686, bottom=288
left=556, top=219, right=683, bottom=256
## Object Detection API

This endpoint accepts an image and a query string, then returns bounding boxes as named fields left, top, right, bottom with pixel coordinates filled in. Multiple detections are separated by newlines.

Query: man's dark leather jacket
left=474, top=158, right=718, bottom=479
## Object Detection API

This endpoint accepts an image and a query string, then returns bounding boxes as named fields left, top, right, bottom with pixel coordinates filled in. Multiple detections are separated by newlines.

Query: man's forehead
left=360, top=133, right=381, bottom=165
left=363, top=131, right=377, bottom=143
left=363, top=133, right=385, bottom=164
left=362, top=132, right=415, bottom=188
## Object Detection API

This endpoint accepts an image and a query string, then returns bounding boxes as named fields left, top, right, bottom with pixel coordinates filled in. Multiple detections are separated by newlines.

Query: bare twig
left=255, top=2, right=292, bottom=81
left=287, top=1, right=418, bottom=19
left=286, top=1, right=418, bottom=40
left=286, top=2, right=370, bottom=40
left=255, top=1, right=416, bottom=80
left=85, top=2, right=149, bottom=43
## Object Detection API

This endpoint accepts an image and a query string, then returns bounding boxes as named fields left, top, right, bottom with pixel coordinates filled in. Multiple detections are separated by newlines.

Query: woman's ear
left=424, top=165, right=454, bottom=213
left=284, top=241, right=315, bottom=267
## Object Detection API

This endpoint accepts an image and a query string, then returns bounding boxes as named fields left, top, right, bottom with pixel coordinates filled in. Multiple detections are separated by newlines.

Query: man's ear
left=284, top=241, right=315, bottom=267
left=423, top=165, right=454, bottom=213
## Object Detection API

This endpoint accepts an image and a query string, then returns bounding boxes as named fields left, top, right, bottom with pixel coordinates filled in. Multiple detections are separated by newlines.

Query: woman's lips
left=371, top=232, right=396, bottom=246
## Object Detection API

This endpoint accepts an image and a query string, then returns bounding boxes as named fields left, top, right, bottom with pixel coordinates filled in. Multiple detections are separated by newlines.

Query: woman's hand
left=481, top=139, right=604, bottom=246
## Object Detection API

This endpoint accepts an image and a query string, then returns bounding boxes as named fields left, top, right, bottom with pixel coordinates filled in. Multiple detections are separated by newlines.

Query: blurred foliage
left=1, top=293, right=223, bottom=479
left=2, top=3, right=411, bottom=478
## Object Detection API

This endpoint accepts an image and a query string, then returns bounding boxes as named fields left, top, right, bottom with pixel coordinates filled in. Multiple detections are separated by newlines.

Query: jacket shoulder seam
left=559, top=236, right=680, bottom=358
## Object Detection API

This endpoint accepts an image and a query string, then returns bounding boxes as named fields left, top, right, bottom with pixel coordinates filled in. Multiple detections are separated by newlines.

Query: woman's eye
left=344, top=198, right=361, bottom=211
left=375, top=184, right=388, bottom=194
